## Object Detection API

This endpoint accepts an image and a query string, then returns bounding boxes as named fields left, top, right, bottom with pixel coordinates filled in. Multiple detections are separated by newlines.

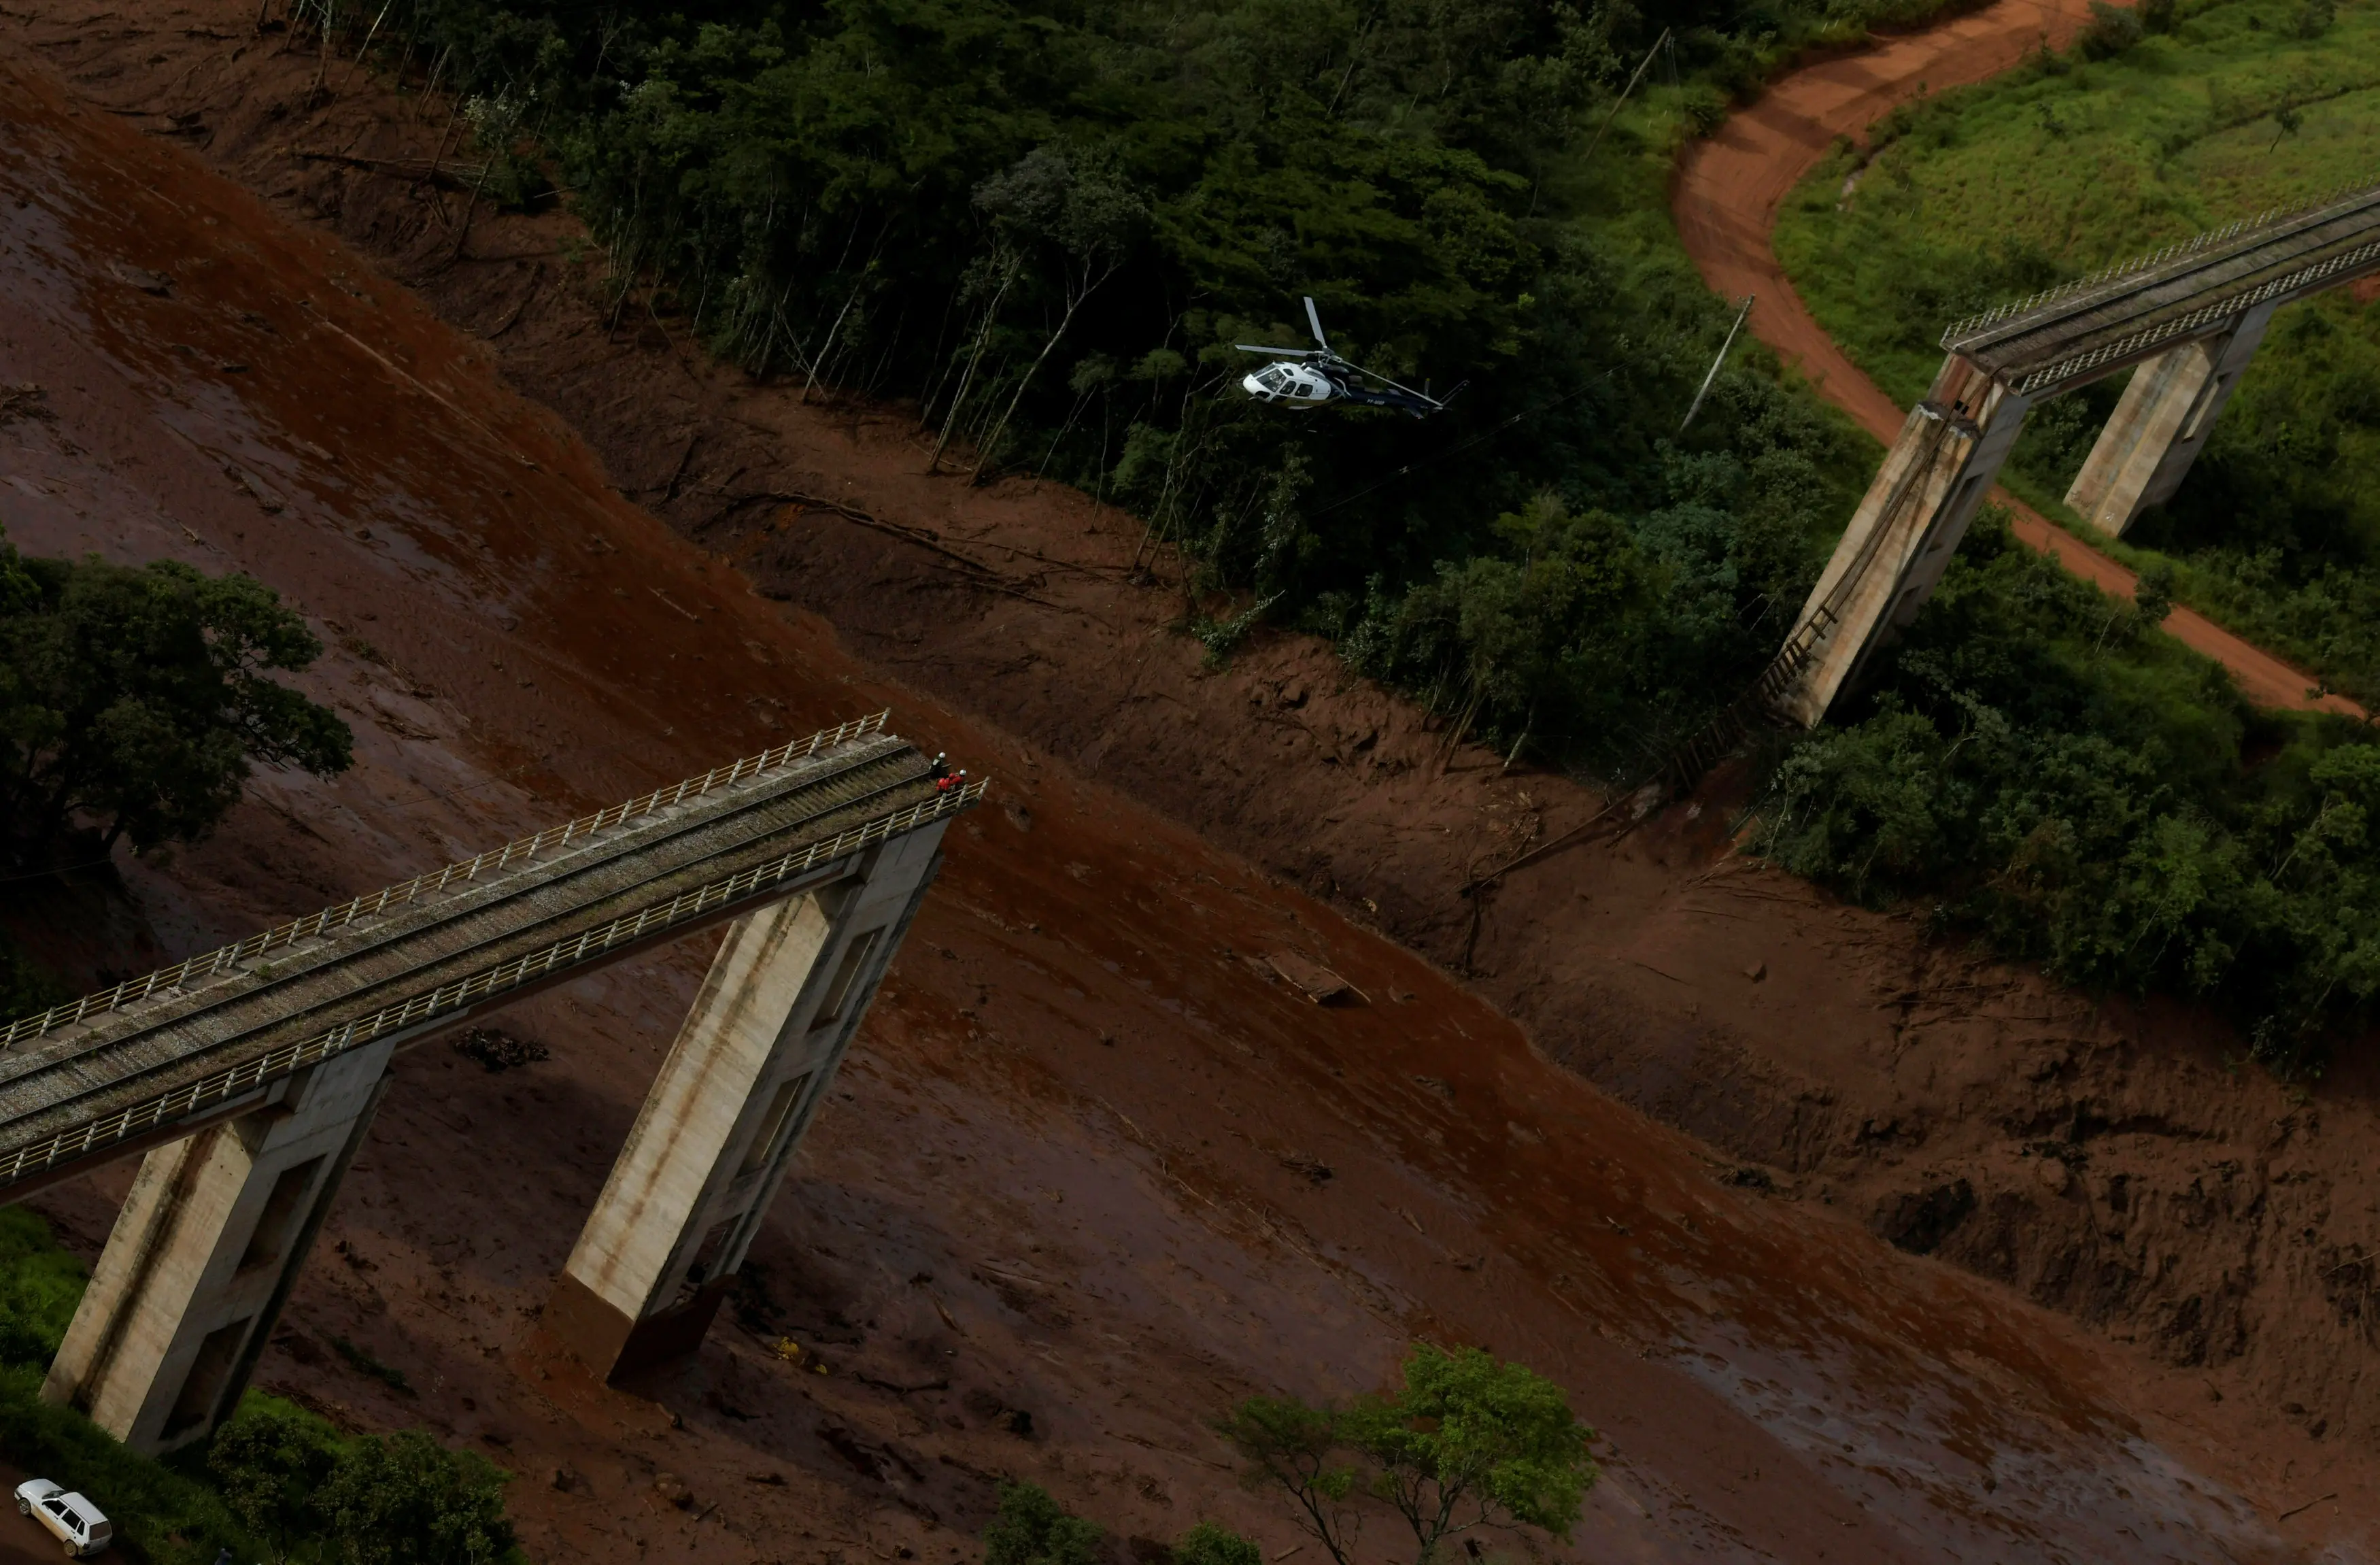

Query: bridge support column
left=41, top=1039, right=396, bottom=1453
left=546, top=826, right=945, bottom=1383
left=2064, top=300, right=2276, bottom=536
left=1775, top=355, right=2032, bottom=726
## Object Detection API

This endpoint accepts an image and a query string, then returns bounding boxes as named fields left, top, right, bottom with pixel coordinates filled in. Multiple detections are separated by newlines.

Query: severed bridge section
left=0, top=714, right=983, bottom=1451
left=1771, top=182, right=2380, bottom=726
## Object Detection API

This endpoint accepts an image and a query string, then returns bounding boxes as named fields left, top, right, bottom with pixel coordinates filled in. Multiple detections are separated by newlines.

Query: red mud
left=1669, top=0, right=2366, bottom=717
left=2, top=8, right=2379, bottom=1564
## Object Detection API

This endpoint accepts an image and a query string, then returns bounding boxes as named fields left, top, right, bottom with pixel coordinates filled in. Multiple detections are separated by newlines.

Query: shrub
left=983, top=1481, right=1102, bottom=1565
left=2076, top=0, right=2144, bottom=58
left=1172, top=1521, right=1263, bottom=1565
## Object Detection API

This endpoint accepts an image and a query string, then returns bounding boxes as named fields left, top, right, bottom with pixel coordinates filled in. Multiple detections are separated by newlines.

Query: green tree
left=210, top=1403, right=342, bottom=1564
left=982, top=1481, right=1102, bottom=1565
left=2269, top=97, right=2302, bottom=153
left=311, top=1430, right=515, bottom=1565
left=967, top=144, right=1149, bottom=477
left=1216, top=1397, right=1360, bottom=1565
left=1223, top=1347, right=1595, bottom=1565
left=1344, top=1346, right=1596, bottom=1562
left=0, top=537, right=351, bottom=866
left=2132, top=560, right=2176, bottom=628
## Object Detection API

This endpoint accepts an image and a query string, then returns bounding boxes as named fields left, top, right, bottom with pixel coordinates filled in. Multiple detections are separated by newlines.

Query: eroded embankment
left=0, top=7, right=2374, bottom=1558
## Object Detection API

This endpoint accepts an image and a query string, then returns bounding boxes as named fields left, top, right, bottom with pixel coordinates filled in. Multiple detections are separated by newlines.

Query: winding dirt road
left=1672, top=0, right=2366, bottom=716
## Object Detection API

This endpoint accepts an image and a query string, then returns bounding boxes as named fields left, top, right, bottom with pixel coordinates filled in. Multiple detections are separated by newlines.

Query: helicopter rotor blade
left=1304, top=296, right=1329, bottom=350
left=1234, top=343, right=1325, bottom=358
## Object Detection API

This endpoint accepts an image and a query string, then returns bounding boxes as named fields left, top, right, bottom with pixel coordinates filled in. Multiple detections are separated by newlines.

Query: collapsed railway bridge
left=1771, top=181, right=2380, bottom=726
left=0, top=713, right=982, bottom=1453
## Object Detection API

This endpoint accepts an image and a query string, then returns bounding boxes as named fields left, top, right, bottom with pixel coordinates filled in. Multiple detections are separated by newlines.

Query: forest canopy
left=355, top=0, right=2380, bottom=1060
left=382, top=0, right=1901, bottom=774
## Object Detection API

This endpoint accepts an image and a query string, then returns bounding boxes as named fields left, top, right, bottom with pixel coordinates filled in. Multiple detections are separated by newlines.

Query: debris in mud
left=270, top=1326, right=328, bottom=1366
left=551, top=1467, right=584, bottom=1493
left=709, top=1388, right=760, bottom=1420
left=223, top=461, right=285, bottom=512
left=452, top=1026, right=549, bottom=1072
left=653, top=1473, right=694, bottom=1510
left=817, top=1422, right=923, bottom=1481
left=330, top=1334, right=413, bottom=1393
left=963, top=1388, right=1036, bottom=1438
left=108, top=259, right=170, bottom=293
left=745, top=1472, right=785, bottom=1486
left=1278, top=1151, right=1333, bottom=1184
left=1875, top=1179, right=1977, bottom=1256
left=1723, top=1166, right=1775, bottom=1192
left=0, top=384, right=56, bottom=424
left=1266, top=951, right=1363, bottom=1004
left=770, top=1336, right=829, bottom=1373
left=730, top=1263, right=789, bottom=1334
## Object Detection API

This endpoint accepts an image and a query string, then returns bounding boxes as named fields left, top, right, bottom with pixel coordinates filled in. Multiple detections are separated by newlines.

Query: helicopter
left=1236, top=298, right=1461, bottom=418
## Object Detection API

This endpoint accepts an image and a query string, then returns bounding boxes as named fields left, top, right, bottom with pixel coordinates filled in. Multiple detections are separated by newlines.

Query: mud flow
left=0, top=10, right=2373, bottom=1564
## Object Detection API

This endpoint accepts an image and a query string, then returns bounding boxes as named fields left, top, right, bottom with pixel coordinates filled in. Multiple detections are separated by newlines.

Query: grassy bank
left=1774, top=0, right=2380, bottom=703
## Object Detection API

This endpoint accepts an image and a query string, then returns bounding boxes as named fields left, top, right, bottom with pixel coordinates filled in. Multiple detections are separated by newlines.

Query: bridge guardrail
left=0, top=712, right=895, bottom=1051
left=2010, top=236, right=2380, bottom=395
left=1939, top=180, right=2380, bottom=348
left=0, top=777, right=985, bottom=1188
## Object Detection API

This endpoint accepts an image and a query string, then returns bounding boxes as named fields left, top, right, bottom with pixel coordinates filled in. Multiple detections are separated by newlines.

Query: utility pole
left=1680, top=295, right=1754, bottom=435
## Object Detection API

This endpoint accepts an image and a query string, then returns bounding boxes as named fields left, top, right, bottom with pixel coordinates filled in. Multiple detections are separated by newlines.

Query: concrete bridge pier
left=40, top=1038, right=396, bottom=1453
left=1775, top=354, right=2033, bottom=726
left=545, top=825, right=946, bottom=1383
left=2062, top=300, right=2277, bottom=536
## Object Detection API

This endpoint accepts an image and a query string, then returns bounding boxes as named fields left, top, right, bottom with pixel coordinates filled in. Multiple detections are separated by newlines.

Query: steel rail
left=0, top=779, right=985, bottom=1189
left=0, top=712, right=893, bottom=1051
left=2009, top=234, right=2380, bottom=395
left=1939, top=180, right=2380, bottom=350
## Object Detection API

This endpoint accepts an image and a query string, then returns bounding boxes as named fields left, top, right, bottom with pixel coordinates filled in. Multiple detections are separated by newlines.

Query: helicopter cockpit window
left=1256, top=366, right=1292, bottom=392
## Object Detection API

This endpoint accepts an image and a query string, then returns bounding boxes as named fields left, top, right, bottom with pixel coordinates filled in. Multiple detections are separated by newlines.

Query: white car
left=14, top=1479, right=112, bottom=1556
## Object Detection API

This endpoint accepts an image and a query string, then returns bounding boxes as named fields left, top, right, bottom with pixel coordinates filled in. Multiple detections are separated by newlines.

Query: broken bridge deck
left=0, top=714, right=983, bottom=1196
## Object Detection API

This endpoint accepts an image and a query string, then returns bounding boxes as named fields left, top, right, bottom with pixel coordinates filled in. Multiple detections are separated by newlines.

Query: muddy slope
left=1, top=5, right=2377, bottom=1555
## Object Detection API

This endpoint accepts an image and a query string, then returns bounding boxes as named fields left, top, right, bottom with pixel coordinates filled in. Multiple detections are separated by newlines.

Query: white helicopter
left=1236, top=298, right=1461, bottom=418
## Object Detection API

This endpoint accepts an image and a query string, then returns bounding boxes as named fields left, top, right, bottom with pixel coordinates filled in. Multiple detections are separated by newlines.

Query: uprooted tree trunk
left=928, top=254, right=1020, bottom=473
left=969, top=256, right=1120, bottom=483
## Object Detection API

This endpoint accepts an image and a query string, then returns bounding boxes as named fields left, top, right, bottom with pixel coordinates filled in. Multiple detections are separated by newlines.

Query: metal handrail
left=0, top=778, right=985, bottom=1188
left=0, top=712, right=894, bottom=1050
left=1939, top=179, right=2380, bottom=348
left=2011, top=235, right=2380, bottom=394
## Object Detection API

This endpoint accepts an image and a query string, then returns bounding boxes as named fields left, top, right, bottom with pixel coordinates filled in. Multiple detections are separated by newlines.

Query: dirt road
left=1671, top=0, right=2364, bottom=716
left=1, top=35, right=2368, bottom=1565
